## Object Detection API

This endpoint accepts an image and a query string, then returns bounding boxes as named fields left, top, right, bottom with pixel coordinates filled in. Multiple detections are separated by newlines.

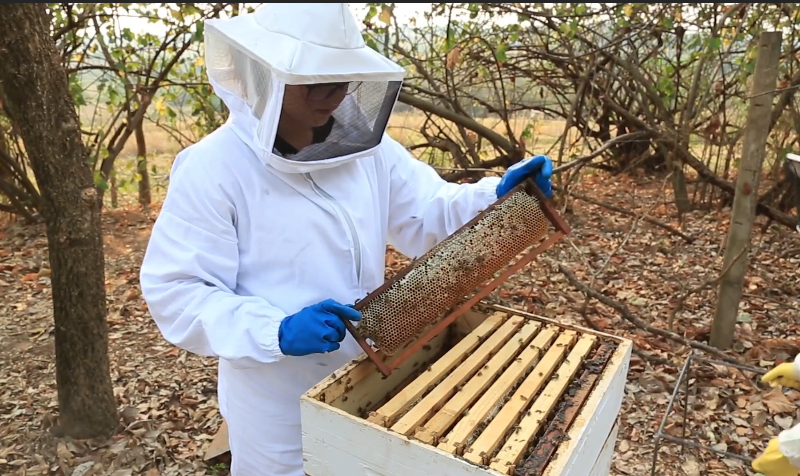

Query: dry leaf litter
left=0, top=173, right=798, bottom=475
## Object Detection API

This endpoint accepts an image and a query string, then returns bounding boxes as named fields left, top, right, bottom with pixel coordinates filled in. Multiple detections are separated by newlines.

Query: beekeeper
left=138, top=3, right=553, bottom=475
left=786, top=153, right=800, bottom=233
left=752, top=354, right=800, bottom=476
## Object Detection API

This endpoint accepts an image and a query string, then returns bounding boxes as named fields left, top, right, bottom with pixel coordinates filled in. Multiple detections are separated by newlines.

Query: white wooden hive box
left=300, top=307, right=632, bottom=476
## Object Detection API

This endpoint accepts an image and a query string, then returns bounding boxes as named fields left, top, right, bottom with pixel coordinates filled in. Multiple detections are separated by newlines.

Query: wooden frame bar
left=390, top=315, right=526, bottom=436
left=301, top=307, right=633, bottom=476
left=437, top=326, right=560, bottom=455
left=367, top=312, right=506, bottom=427
left=489, top=334, right=598, bottom=474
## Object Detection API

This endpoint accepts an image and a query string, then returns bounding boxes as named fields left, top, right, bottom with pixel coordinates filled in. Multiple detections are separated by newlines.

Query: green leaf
left=209, top=95, right=222, bottom=112
left=569, top=18, right=579, bottom=36
left=496, top=43, right=508, bottom=63
left=365, top=37, right=379, bottom=52
left=445, top=28, right=456, bottom=51
left=94, top=172, right=108, bottom=191
left=737, top=312, right=752, bottom=323
left=194, top=21, right=205, bottom=42
left=365, top=4, right=377, bottom=22
left=521, top=124, right=534, bottom=139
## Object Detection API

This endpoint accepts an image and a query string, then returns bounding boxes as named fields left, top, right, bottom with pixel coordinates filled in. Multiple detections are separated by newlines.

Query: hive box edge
left=301, top=310, right=633, bottom=476
left=543, top=338, right=632, bottom=476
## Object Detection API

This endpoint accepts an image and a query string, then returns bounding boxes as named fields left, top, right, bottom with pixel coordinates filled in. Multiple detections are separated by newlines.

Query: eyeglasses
left=305, top=81, right=362, bottom=101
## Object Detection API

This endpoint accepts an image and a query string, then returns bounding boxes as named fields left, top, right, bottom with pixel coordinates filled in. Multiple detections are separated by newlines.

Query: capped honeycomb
left=354, top=184, right=552, bottom=357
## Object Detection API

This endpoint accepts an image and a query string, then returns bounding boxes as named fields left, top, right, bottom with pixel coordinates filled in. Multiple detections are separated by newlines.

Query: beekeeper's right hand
left=762, top=361, right=800, bottom=390
left=278, top=299, right=362, bottom=356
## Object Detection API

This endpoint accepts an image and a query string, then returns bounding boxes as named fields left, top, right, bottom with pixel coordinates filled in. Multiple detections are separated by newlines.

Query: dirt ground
left=0, top=173, right=798, bottom=476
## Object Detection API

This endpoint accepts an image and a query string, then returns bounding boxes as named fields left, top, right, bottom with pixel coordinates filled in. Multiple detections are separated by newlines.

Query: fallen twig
left=573, top=174, right=671, bottom=339
left=552, top=260, right=744, bottom=366
left=779, top=246, right=800, bottom=259
left=567, top=191, right=694, bottom=243
left=569, top=304, right=677, bottom=368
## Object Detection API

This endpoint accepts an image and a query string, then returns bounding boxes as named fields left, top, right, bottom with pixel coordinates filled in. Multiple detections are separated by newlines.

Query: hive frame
left=344, top=179, right=571, bottom=376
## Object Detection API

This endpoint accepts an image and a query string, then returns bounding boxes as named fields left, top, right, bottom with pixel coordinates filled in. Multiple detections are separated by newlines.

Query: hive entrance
left=364, top=311, right=619, bottom=476
left=346, top=180, right=571, bottom=376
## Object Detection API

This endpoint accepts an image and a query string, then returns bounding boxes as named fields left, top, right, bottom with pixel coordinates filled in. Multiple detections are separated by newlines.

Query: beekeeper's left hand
left=753, top=438, right=800, bottom=476
left=762, top=362, right=800, bottom=389
left=496, top=155, right=553, bottom=198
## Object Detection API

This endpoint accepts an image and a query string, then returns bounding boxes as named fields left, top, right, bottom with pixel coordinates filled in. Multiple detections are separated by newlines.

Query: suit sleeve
left=139, top=151, right=287, bottom=368
left=384, top=135, right=501, bottom=258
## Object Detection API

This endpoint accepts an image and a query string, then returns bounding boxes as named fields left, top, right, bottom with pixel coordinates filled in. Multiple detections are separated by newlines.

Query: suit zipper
left=304, top=173, right=362, bottom=285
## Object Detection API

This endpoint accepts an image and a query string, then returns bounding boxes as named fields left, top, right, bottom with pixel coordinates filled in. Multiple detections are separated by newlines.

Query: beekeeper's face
left=282, top=82, right=354, bottom=127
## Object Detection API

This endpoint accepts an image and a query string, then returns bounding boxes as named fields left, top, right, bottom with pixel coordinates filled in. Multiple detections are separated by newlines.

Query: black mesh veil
left=276, top=80, right=402, bottom=162
left=204, top=26, right=403, bottom=166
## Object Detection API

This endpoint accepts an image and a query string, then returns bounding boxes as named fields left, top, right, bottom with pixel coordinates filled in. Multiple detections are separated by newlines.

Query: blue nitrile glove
left=496, top=155, right=554, bottom=198
left=278, top=299, right=362, bottom=356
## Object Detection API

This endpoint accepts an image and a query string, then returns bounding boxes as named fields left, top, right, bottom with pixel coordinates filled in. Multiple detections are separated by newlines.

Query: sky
left=350, top=3, right=434, bottom=22
left=115, top=3, right=516, bottom=34
left=117, top=3, right=432, bottom=32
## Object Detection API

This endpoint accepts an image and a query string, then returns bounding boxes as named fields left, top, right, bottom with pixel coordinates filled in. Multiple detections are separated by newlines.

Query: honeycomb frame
left=345, top=179, right=571, bottom=376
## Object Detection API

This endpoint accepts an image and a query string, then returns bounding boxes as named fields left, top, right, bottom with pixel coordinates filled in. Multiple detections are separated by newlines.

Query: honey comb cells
left=354, top=185, right=552, bottom=357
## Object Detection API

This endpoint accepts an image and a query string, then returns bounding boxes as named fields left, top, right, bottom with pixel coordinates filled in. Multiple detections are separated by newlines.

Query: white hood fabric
left=203, top=3, right=406, bottom=175
left=139, top=4, right=502, bottom=475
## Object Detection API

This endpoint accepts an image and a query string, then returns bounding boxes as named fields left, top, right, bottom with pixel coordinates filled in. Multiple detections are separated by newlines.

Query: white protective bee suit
left=139, top=4, right=505, bottom=475
left=787, top=153, right=800, bottom=233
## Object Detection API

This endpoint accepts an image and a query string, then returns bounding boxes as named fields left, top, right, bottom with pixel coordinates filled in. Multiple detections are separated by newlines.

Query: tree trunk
left=110, top=172, right=118, bottom=209
left=0, top=3, right=118, bottom=437
left=135, top=118, right=151, bottom=210
left=670, top=159, right=691, bottom=215
left=710, top=31, right=782, bottom=350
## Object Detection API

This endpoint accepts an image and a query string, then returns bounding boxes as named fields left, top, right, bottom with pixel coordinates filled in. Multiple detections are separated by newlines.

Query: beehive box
left=300, top=306, right=632, bottom=476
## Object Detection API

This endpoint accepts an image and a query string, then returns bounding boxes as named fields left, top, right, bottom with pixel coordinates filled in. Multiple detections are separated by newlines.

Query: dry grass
left=6, top=105, right=730, bottom=213
left=386, top=111, right=572, bottom=151
left=121, top=112, right=571, bottom=160
left=107, top=112, right=573, bottom=207
left=2, top=170, right=798, bottom=476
